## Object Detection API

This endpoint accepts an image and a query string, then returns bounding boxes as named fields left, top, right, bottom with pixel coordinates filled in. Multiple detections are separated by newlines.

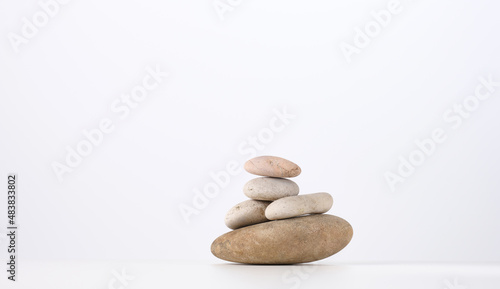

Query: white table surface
left=2, top=261, right=499, bottom=289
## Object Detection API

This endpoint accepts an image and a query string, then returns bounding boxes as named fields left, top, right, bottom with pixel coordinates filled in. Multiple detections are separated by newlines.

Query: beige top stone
left=224, top=200, right=271, bottom=230
left=243, top=177, right=299, bottom=201
left=265, top=192, right=333, bottom=220
left=211, top=214, right=353, bottom=264
left=244, top=156, right=301, bottom=178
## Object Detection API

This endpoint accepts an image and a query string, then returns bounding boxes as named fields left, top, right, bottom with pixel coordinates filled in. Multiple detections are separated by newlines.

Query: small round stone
left=244, top=156, right=301, bottom=178
left=265, top=192, right=333, bottom=220
left=243, top=177, right=299, bottom=201
left=224, top=200, right=271, bottom=230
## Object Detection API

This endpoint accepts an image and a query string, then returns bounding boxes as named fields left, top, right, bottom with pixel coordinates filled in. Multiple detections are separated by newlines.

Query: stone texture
left=211, top=214, right=353, bottom=264
left=265, top=192, right=333, bottom=220
left=243, top=177, right=299, bottom=201
left=244, top=156, right=301, bottom=178
left=225, top=200, right=271, bottom=230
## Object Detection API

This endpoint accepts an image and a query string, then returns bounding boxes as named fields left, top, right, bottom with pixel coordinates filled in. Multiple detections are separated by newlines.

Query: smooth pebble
left=224, top=200, right=271, bottom=230
left=265, top=192, right=333, bottom=220
left=243, top=177, right=299, bottom=201
left=244, top=156, right=301, bottom=178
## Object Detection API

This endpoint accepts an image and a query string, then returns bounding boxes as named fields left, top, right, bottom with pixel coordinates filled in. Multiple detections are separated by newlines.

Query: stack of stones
left=211, top=156, right=353, bottom=264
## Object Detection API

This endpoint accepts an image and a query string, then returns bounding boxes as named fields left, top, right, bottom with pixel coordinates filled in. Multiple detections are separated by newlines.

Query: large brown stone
left=244, top=156, right=301, bottom=178
left=211, top=214, right=353, bottom=264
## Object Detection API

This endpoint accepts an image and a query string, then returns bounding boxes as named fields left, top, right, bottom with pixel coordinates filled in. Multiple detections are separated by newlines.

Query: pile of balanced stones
left=211, top=156, right=353, bottom=264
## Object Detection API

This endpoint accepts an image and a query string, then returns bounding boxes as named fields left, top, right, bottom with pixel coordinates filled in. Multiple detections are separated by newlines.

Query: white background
left=1, top=0, right=500, bottom=275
